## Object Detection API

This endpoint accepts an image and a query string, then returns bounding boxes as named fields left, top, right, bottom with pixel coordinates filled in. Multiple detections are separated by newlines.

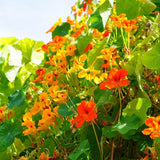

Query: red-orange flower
left=84, top=43, right=93, bottom=52
left=71, top=100, right=97, bottom=128
left=0, top=106, right=6, bottom=121
left=142, top=116, right=160, bottom=139
left=155, top=75, right=160, bottom=83
left=99, top=68, right=130, bottom=89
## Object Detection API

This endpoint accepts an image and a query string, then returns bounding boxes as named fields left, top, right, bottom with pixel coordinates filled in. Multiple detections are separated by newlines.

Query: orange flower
left=22, top=121, right=37, bottom=136
left=111, top=14, right=127, bottom=28
left=84, top=43, right=93, bottom=52
left=44, top=72, right=54, bottom=85
left=142, top=116, right=160, bottom=139
left=66, top=44, right=77, bottom=56
left=0, top=106, right=6, bottom=121
left=99, top=68, right=130, bottom=89
left=71, top=26, right=85, bottom=39
left=37, top=108, right=55, bottom=131
left=103, top=30, right=110, bottom=37
left=39, top=152, right=49, bottom=160
left=122, top=19, right=138, bottom=32
left=32, top=68, right=46, bottom=83
left=71, top=100, right=97, bottom=128
left=22, top=112, right=37, bottom=135
left=155, top=75, right=160, bottom=83
left=93, top=29, right=103, bottom=38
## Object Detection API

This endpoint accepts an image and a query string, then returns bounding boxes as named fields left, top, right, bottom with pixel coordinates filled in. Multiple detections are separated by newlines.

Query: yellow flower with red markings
left=142, top=116, right=160, bottom=139
left=22, top=112, right=37, bottom=135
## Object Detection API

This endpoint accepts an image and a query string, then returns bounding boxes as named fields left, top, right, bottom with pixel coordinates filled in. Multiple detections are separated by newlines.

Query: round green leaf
left=116, top=0, right=156, bottom=19
left=142, top=42, right=160, bottom=70
left=0, top=120, right=22, bottom=152
left=7, top=90, right=25, bottom=109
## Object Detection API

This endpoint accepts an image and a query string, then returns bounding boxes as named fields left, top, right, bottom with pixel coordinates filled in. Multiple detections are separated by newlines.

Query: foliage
left=0, top=0, right=160, bottom=159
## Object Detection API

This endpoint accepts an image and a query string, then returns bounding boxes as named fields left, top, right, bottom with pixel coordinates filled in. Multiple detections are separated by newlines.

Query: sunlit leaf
left=13, top=38, right=35, bottom=64
left=77, top=33, right=93, bottom=54
left=112, top=114, right=142, bottom=135
left=87, top=37, right=107, bottom=67
left=99, top=0, right=113, bottom=27
left=122, top=98, right=151, bottom=125
left=142, top=42, right=160, bottom=70
left=116, top=0, right=156, bottom=19
left=0, top=37, right=18, bottom=48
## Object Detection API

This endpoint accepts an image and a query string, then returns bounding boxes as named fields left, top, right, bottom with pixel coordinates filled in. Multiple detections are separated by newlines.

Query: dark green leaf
left=0, top=120, right=22, bottom=152
left=81, top=125, right=102, bottom=160
left=58, top=103, right=73, bottom=117
left=103, top=126, right=117, bottom=139
left=94, top=88, right=112, bottom=106
left=69, top=140, right=90, bottom=160
left=7, top=90, right=25, bottom=109
left=58, top=97, right=81, bottom=116
left=52, top=22, right=70, bottom=38
left=41, top=137, right=56, bottom=156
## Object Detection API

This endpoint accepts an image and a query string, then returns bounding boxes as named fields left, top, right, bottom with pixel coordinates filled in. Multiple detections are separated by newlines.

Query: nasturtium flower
left=78, top=67, right=100, bottom=82
left=66, top=44, right=77, bottom=56
left=84, top=43, right=93, bottom=52
left=122, top=19, right=139, bottom=32
left=71, top=100, right=97, bottom=128
left=32, top=68, right=46, bottom=83
left=0, top=106, right=6, bottom=121
left=22, top=112, right=37, bottom=135
left=111, top=14, right=127, bottom=28
left=155, top=75, right=160, bottom=83
left=46, top=17, right=62, bottom=34
left=39, top=152, right=49, bottom=160
left=99, top=68, right=130, bottom=89
left=142, top=116, right=160, bottom=139
left=37, top=108, right=55, bottom=131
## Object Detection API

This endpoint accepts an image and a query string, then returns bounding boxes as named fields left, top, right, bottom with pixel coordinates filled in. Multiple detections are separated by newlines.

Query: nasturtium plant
left=0, top=0, right=160, bottom=159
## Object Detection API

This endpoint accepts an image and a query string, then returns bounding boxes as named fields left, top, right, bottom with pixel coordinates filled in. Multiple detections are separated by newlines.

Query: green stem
left=91, top=121, right=103, bottom=160
left=12, top=143, right=17, bottom=153
left=118, top=88, right=122, bottom=121
left=128, top=32, right=130, bottom=50
left=111, top=138, right=114, bottom=160
left=120, top=27, right=127, bottom=48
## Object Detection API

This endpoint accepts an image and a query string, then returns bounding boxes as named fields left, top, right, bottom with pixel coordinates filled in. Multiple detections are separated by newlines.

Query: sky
left=0, top=0, right=77, bottom=43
